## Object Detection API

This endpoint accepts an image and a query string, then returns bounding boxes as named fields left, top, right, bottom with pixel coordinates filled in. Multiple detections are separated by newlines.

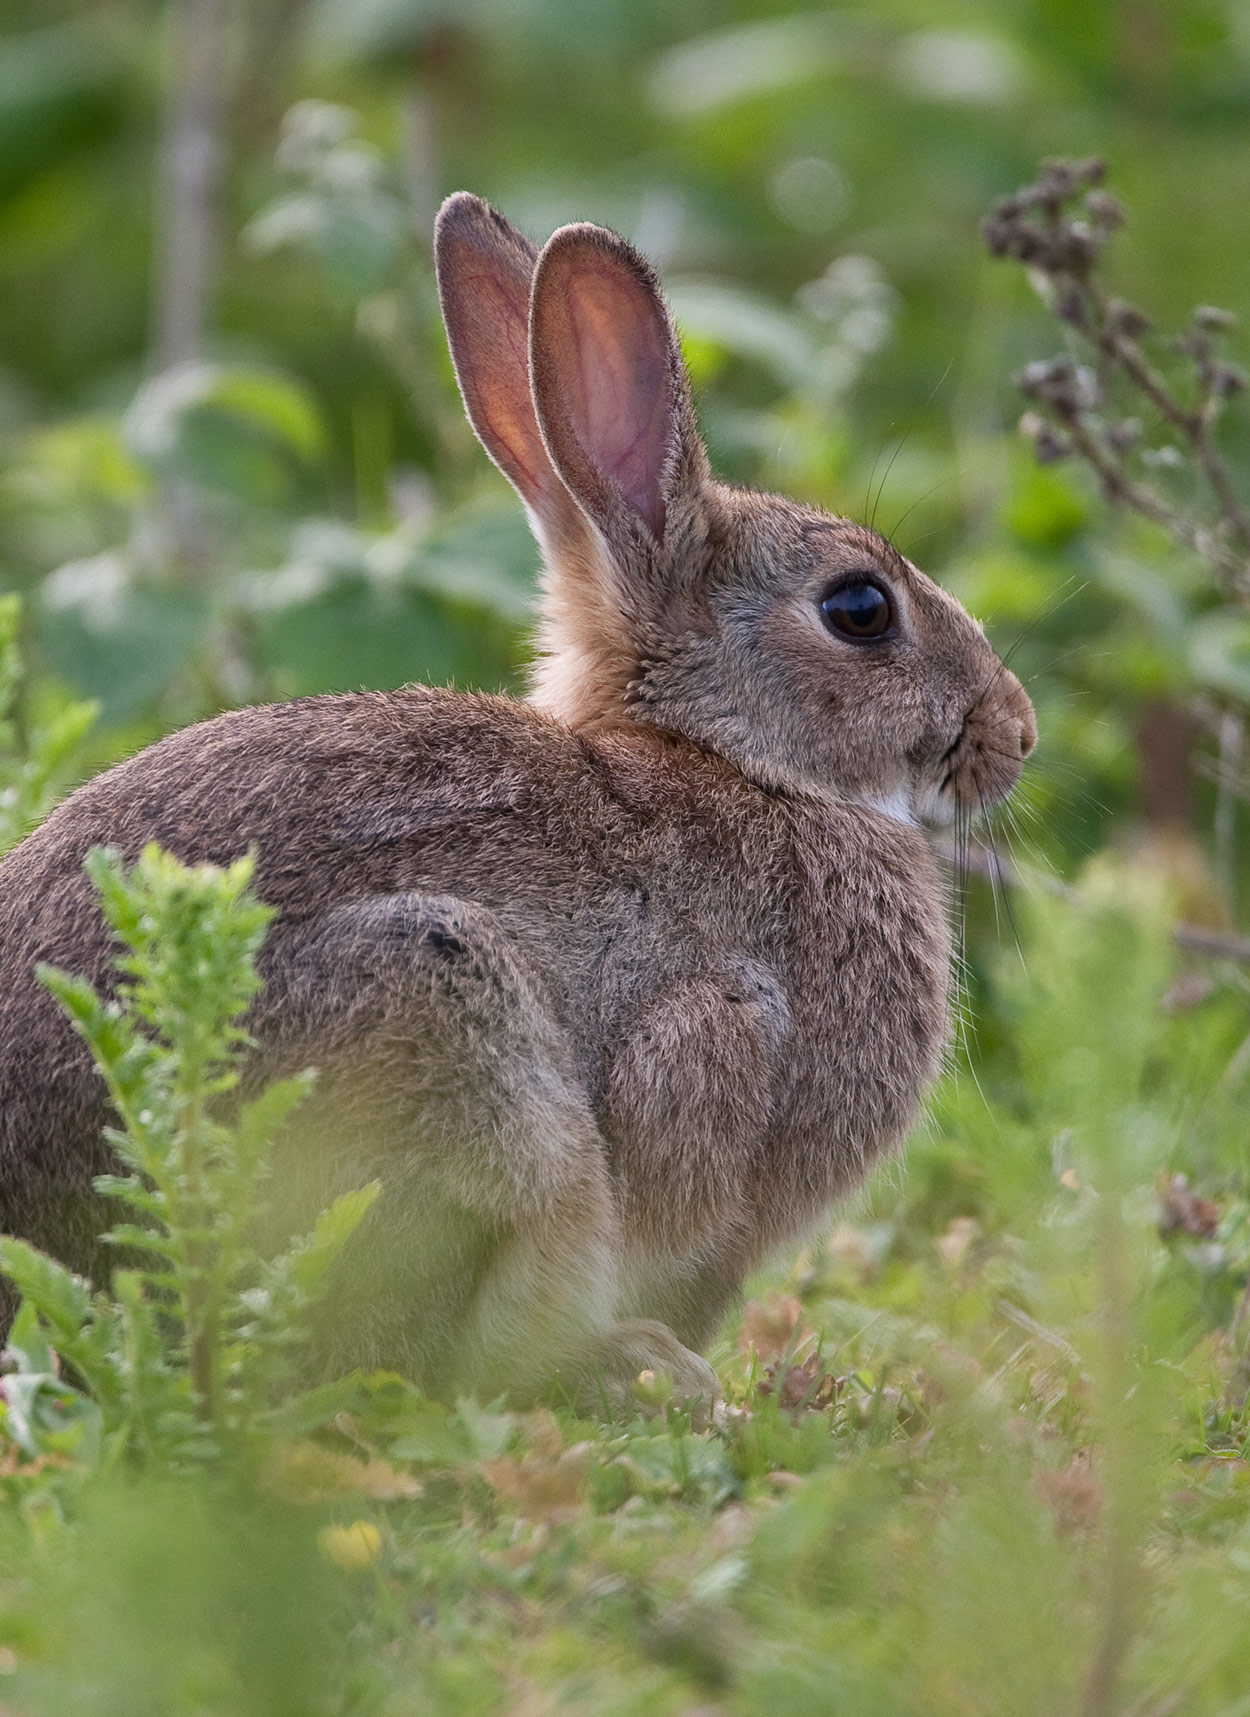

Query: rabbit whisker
left=977, top=792, right=1027, bottom=969
left=870, top=429, right=913, bottom=534
left=863, top=425, right=900, bottom=526
left=887, top=478, right=949, bottom=549
left=979, top=578, right=1087, bottom=704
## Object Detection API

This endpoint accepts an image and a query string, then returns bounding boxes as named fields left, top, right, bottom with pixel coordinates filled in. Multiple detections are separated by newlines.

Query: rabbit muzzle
left=915, top=665, right=1036, bottom=828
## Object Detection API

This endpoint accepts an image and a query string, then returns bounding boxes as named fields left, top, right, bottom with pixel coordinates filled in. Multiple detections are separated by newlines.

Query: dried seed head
left=1054, top=284, right=1087, bottom=326
left=1194, top=305, right=1238, bottom=333
left=1012, top=222, right=1054, bottom=266
left=1142, top=444, right=1185, bottom=469
left=1105, top=298, right=1152, bottom=338
left=1017, top=358, right=1060, bottom=399
left=1072, top=364, right=1103, bottom=410
left=1034, top=157, right=1105, bottom=200
left=1176, top=329, right=1214, bottom=365
left=1019, top=409, right=1072, bottom=464
left=1036, top=159, right=1078, bottom=201
left=1057, top=222, right=1099, bottom=275
left=1211, top=363, right=1248, bottom=398
left=1086, top=190, right=1125, bottom=230
left=1016, top=355, right=1098, bottom=417
left=981, top=212, right=1014, bottom=258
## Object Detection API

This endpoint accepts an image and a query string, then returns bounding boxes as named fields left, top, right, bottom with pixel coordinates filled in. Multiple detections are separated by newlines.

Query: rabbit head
left=436, top=194, right=1035, bottom=830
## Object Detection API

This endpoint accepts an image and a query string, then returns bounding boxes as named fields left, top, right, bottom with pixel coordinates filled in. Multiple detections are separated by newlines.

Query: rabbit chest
left=567, top=738, right=953, bottom=1292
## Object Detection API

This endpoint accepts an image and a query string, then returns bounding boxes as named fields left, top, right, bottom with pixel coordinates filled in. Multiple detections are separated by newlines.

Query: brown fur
left=0, top=195, right=1034, bottom=1408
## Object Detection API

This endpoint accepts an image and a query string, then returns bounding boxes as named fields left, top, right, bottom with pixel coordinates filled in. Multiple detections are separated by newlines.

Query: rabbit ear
left=435, top=193, right=573, bottom=525
left=529, top=224, right=707, bottom=555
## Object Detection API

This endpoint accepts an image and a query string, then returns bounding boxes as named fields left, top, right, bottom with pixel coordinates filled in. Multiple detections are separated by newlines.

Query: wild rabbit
left=0, top=194, right=1034, bottom=1409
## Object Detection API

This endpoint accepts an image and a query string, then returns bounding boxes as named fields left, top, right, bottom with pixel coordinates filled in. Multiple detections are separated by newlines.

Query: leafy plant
left=0, top=842, right=379, bottom=1466
left=0, top=593, right=96, bottom=856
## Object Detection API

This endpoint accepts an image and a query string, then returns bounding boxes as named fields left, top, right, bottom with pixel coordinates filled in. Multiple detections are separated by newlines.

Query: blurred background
left=10, top=15, right=1250, bottom=1704
left=5, top=0, right=1250, bottom=954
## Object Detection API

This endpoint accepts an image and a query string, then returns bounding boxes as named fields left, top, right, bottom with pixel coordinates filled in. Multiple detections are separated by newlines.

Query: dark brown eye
left=820, top=580, right=893, bottom=641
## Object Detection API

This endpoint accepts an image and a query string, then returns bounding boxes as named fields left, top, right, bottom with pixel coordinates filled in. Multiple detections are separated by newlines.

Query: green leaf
left=123, top=362, right=327, bottom=503
left=0, top=593, right=96, bottom=850
left=3, top=1298, right=58, bottom=1377
left=38, top=555, right=208, bottom=720
left=667, top=280, right=816, bottom=392
left=208, top=369, right=326, bottom=464
left=649, top=14, right=847, bottom=116
left=284, top=1182, right=382, bottom=1300
left=452, top=1396, right=515, bottom=1461
left=387, top=1399, right=484, bottom=1467
left=232, top=1073, right=315, bottom=1175
left=0, top=1237, right=91, bottom=1343
left=255, top=1372, right=373, bottom=1438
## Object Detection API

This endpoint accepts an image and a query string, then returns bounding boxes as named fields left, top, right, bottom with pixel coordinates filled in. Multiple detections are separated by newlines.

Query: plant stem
left=1081, top=1189, right=1141, bottom=1717
left=152, top=0, right=226, bottom=578
left=153, top=0, right=224, bottom=373
left=177, top=1081, right=218, bottom=1431
left=1090, top=298, right=1250, bottom=555
left=1215, top=709, right=1244, bottom=910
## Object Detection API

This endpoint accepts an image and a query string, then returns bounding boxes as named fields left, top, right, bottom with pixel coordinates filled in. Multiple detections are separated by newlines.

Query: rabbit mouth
left=913, top=677, right=1037, bottom=830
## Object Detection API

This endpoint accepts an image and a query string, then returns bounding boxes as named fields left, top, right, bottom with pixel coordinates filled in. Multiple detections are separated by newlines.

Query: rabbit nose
left=1013, top=684, right=1038, bottom=759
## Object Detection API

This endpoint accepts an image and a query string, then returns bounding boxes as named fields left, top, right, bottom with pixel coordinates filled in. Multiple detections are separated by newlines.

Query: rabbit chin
left=909, top=777, right=968, bottom=831
left=909, top=754, right=1026, bottom=831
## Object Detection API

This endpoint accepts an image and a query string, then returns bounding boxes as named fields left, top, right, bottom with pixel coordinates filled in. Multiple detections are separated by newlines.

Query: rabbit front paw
left=557, top=1318, right=719, bottom=1418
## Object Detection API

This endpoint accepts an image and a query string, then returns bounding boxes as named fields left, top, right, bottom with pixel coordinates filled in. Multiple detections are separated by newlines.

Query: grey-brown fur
left=0, top=195, right=1034, bottom=1407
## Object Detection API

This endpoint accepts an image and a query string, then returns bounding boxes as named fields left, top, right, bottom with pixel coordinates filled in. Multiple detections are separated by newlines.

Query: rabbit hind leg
left=258, top=893, right=657, bottom=1400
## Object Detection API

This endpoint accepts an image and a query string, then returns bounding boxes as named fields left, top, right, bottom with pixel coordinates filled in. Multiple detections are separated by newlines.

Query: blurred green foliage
left=7, top=2, right=1250, bottom=1711
left=3, top=0, right=1250, bottom=893
left=0, top=593, right=95, bottom=852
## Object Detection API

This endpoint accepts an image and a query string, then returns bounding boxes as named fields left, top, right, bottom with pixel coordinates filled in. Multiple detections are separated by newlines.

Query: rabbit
left=0, top=193, right=1035, bottom=1410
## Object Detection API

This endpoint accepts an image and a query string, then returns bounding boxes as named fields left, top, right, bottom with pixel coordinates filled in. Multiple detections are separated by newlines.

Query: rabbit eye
left=820, top=580, right=893, bottom=641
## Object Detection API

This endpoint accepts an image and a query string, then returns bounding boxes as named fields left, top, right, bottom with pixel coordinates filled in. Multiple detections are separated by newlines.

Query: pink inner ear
left=471, top=269, right=549, bottom=503
left=453, top=264, right=553, bottom=508
left=559, top=260, right=673, bottom=541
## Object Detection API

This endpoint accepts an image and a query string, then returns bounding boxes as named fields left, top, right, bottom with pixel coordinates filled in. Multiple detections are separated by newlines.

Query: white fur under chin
left=860, top=785, right=917, bottom=827
left=910, top=778, right=962, bottom=831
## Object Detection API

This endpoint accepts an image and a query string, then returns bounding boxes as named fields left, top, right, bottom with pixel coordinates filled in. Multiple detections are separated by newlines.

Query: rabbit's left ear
left=529, top=224, right=709, bottom=560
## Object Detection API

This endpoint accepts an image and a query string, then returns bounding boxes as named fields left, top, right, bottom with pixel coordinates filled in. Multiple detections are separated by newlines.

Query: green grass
left=5, top=829, right=1250, bottom=1713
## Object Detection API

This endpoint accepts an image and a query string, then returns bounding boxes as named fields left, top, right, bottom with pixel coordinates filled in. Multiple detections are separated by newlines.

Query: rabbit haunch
left=0, top=194, right=1033, bottom=1409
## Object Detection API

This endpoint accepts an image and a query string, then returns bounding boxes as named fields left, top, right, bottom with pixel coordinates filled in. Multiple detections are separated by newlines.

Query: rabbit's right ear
left=435, top=194, right=577, bottom=535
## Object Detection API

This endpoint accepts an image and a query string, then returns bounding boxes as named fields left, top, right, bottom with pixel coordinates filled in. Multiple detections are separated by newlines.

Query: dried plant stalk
left=983, top=158, right=1250, bottom=598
